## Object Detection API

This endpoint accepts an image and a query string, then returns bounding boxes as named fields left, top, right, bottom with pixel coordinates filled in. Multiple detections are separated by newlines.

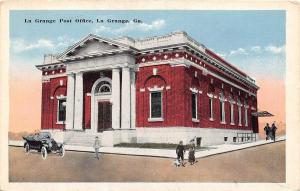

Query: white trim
left=59, top=80, right=64, bottom=86
left=56, top=95, right=66, bottom=99
left=140, top=88, right=145, bottom=92
left=153, top=68, right=158, bottom=75
left=148, top=118, right=164, bottom=122
left=148, top=86, right=164, bottom=91
left=191, top=92, right=198, bottom=121
left=91, top=77, right=112, bottom=132
left=192, top=118, right=199, bottom=122
left=207, top=93, right=214, bottom=98
left=149, top=91, right=163, bottom=120
left=56, top=98, right=66, bottom=124
left=190, top=87, right=198, bottom=93
left=42, top=73, right=66, bottom=81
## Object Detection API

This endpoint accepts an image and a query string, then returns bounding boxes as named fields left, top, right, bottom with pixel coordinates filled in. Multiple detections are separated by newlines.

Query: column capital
left=112, top=67, right=121, bottom=72
left=122, top=66, right=130, bottom=71
left=66, top=72, right=75, bottom=76
left=76, top=71, right=84, bottom=75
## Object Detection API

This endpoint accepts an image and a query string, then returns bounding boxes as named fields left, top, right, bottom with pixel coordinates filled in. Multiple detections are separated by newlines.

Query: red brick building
left=36, top=31, right=259, bottom=146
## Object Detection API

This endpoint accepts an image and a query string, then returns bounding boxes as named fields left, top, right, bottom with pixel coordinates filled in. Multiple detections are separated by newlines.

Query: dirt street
left=9, top=141, right=285, bottom=182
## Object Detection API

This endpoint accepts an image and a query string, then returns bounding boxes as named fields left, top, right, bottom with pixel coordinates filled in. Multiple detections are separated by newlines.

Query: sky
left=9, top=10, right=286, bottom=133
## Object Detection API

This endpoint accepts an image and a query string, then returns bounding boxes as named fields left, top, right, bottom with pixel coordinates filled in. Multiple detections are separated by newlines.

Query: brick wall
left=41, top=76, right=67, bottom=129
left=136, top=63, right=258, bottom=131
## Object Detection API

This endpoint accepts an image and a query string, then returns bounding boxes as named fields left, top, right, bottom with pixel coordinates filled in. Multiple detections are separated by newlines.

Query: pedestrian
left=188, top=143, right=196, bottom=165
left=176, top=141, right=186, bottom=167
left=271, top=122, right=277, bottom=142
left=264, top=123, right=271, bottom=140
left=93, top=136, right=100, bottom=159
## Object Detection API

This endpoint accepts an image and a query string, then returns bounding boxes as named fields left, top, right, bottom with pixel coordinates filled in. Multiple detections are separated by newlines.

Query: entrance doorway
left=97, top=101, right=112, bottom=132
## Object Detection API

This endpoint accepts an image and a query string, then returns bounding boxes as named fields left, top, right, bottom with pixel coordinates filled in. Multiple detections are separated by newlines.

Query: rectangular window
left=57, top=99, right=66, bottom=122
left=192, top=93, right=197, bottom=119
left=245, top=108, right=248, bottom=127
left=209, top=98, right=214, bottom=120
left=150, top=92, right=162, bottom=118
left=220, top=101, right=225, bottom=123
left=238, top=106, right=242, bottom=125
left=220, top=101, right=223, bottom=121
left=230, top=104, right=234, bottom=124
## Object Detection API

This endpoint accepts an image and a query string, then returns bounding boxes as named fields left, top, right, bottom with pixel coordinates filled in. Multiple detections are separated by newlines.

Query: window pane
left=220, top=101, right=222, bottom=121
left=151, top=92, right=162, bottom=118
left=192, top=94, right=196, bottom=118
left=209, top=99, right=213, bottom=119
left=58, top=99, right=66, bottom=122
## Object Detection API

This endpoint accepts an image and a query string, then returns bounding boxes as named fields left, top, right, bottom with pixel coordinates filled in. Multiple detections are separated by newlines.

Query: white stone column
left=66, top=73, right=75, bottom=130
left=121, top=67, right=131, bottom=129
left=130, top=70, right=136, bottom=129
left=112, top=68, right=121, bottom=129
left=74, top=72, right=83, bottom=130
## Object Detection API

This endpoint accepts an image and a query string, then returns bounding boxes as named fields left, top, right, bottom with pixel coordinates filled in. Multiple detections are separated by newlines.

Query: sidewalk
left=9, top=136, right=286, bottom=159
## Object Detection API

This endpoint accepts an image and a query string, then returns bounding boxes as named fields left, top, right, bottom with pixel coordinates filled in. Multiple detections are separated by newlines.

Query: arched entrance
left=91, top=77, right=112, bottom=132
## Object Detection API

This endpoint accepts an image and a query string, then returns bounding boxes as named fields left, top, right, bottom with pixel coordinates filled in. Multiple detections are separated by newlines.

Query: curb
left=8, top=137, right=285, bottom=159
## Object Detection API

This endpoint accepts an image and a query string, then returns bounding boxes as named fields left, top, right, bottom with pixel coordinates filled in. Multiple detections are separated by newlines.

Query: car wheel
left=59, top=145, right=65, bottom=158
left=24, top=143, right=30, bottom=154
left=41, top=146, right=47, bottom=160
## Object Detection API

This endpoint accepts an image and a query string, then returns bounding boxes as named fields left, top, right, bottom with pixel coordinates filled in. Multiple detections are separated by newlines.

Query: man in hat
left=93, top=136, right=101, bottom=159
left=271, top=122, right=278, bottom=142
left=176, top=141, right=186, bottom=167
left=264, top=123, right=271, bottom=140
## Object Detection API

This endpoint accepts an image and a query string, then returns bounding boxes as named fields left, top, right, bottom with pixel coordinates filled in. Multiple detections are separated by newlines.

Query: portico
left=65, top=67, right=136, bottom=132
left=60, top=35, right=138, bottom=133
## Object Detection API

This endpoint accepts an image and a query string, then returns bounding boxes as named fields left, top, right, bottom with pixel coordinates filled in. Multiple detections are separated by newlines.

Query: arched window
left=95, top=81, right=111, bottom=94
left=237, top=98, right=242, bottom=126
left=219, top=91, right=226, bottom=123
left=229, top=93, right=235, bottom=125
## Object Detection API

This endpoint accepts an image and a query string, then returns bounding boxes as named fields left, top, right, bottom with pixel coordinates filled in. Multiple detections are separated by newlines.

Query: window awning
left=251, top=111, right=274, bottom=117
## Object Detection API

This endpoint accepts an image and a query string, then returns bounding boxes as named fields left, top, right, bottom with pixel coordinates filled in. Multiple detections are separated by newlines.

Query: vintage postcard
left=0, top=1, right=299, bottom=191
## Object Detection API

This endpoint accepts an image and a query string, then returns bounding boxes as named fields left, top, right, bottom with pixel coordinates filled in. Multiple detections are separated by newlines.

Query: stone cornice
left=36, top=62, right=66, bottom=71
left=138, top=57, right=257, bottom=97
left=137, top=50, right=258, bottom=90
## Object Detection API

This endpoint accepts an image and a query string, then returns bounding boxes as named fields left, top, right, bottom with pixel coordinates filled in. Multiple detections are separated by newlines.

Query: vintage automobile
left=22, top=132, right=65, bottom=159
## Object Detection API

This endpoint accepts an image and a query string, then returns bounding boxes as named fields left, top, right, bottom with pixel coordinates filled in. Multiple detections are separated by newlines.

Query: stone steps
left=63, top=131, right=103, bottom=147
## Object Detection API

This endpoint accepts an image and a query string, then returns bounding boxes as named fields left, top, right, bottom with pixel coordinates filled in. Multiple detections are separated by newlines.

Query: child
left=188, top=144, right=195, bottom=165
left=173, top=158, right=181, bottom=167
